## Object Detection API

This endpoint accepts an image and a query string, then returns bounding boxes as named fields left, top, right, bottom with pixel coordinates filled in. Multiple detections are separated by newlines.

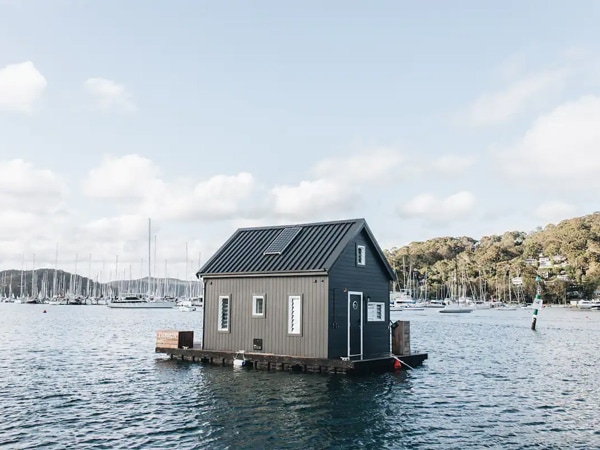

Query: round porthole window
left=352, top=300, right=358, bottom=310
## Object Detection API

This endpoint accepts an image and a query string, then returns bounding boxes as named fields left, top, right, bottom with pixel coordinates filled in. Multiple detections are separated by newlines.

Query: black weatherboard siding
left=327, top=229, right=392, bottom=359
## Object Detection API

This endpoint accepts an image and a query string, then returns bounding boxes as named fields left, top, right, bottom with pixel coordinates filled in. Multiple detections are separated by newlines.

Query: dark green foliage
left=385, top=213, right=600, bottom=304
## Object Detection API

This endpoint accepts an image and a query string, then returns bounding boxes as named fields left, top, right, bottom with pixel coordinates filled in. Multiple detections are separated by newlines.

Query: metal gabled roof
left=197, top=218, right=395, bottom=279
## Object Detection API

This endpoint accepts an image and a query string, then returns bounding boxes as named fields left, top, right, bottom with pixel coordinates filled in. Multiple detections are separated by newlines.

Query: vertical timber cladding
left=203, top=275, right=329, bottom=358
left=327, top=229, right=391, bottom=359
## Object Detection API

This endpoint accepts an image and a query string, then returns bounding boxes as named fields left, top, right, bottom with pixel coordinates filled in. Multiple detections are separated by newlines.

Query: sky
left=2, top=1, right=600, bottom=283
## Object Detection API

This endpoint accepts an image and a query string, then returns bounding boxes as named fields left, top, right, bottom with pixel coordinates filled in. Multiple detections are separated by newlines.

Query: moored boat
left=424, top=299, right=445, bottom=308
left=439, top=302, right=473, bottom=314
left=390, top=289, right=424, bottom=310
left=233, top=350, right=247, bottom=368
left=577, top=299, right=600, bottom=310
left=107, top=294, right=175, bottom=309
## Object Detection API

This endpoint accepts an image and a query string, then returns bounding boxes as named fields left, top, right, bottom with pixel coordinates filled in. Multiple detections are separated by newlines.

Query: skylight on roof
left=264, top=227, right=302, bottom=255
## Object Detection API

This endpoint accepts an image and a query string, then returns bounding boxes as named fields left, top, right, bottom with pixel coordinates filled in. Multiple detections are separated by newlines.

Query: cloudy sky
left=2, top=1, right=600, bottom=282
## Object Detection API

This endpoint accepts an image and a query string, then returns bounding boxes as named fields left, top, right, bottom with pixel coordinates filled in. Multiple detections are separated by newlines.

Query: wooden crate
left=391, top=321, right=411, bottom=356
left=156, top=330, right=194, bottom=349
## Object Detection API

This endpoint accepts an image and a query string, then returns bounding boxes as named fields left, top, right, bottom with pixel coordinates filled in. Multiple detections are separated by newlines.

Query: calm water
left=1, top=304, right=600, bottom=449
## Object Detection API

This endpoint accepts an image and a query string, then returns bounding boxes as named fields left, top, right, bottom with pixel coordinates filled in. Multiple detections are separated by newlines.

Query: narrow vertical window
left=252, top=294, right=265, bottom=317
left=376, top=303, right=383, bottom=321
left=357, top=244, right=366, bottom=266
left=218, top=295, right=230, bottom=332
left=288, top=295, right=302, bottom=335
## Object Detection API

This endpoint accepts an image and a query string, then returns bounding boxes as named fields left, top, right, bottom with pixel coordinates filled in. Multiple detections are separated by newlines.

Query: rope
left=392, top=355, right=415, bottom=370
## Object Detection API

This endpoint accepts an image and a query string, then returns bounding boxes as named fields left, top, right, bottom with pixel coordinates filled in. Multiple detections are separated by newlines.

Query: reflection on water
left=1, top=304, right=600, bottom=448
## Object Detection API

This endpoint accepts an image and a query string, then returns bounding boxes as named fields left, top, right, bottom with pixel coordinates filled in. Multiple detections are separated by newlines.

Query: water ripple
left=2, top=305, right=600, bottom=448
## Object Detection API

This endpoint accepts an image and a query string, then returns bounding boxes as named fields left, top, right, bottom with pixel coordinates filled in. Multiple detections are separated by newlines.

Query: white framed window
left=288, top=294, right=302, bottom=335
left=252, top=294, right=265, bottom=317
left=356, top=244, right=366, bottom=266
left=218, top=295, right=230, bottom=332
left=367, top=302, right=385, bottom=322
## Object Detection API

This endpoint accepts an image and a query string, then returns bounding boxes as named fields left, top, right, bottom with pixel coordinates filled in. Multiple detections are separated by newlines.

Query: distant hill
left=384, top=212, right=600, bottom=304
left=0, top=268, right=199, bottom=299
left=5, top=212, right=600, bottom=304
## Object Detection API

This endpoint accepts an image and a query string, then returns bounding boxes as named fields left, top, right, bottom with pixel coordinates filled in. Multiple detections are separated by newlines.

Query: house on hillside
left=196, top=218, right=396, bottom=361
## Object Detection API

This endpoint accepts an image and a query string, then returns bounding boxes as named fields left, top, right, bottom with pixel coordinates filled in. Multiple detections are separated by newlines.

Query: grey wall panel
left=203, top=275, right=329, bottom=358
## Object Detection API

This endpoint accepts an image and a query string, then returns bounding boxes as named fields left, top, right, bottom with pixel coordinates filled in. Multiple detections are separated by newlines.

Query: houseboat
left=156, top=218, right=427, bottom=373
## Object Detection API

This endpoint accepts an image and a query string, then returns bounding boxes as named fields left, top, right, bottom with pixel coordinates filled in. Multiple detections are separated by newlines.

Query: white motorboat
left=439, top=303, right=473, bottom=314
left=391, top=298, right=425, bottom=311
left=179, top=305, right=196, bottom=312
left=390, top=289, right=425, bottom=311
left=233, top=350, right=247, bottom=368
left=424, top=299, right=445, bottom=308
left=495, top=303, right=518, bottom=311
left=578, top=299, right=600, bottom=310
left=107, top=294, right=176, bottom=309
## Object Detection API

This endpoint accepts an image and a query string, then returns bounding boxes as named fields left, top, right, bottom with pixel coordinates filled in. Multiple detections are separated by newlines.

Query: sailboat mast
left=402, top=256, right=406, bottom=291
left=20, top=253, right=24, bottom=298
left=148, top=218, right=152, bottom=297
left=53, top=243, right=58, bottom=298
left=186, top=242, right=189, bottom=299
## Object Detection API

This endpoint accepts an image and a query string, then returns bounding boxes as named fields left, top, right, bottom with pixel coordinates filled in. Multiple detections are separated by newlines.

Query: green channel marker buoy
left=531, top=275, right=543, bottom=331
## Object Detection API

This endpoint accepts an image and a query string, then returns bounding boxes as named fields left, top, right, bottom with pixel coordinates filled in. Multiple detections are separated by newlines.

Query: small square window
left=367, top=302, right=385, bottom=322
left=356, top=244, right=366, bottom=266
left=252, top=294, right=265, bottom=317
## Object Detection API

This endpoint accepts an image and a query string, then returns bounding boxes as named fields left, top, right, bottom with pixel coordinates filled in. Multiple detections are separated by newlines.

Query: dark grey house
left=196, top=218, right=396, bottom=361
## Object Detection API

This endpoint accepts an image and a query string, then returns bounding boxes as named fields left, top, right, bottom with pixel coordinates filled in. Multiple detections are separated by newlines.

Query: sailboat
left=439, top=265, right=473, bottom=314
left=107, top=218, right=175, bottom=309
left=495, top=271, right=520, bottom=311
left=390, top=257, right=425, bottom=311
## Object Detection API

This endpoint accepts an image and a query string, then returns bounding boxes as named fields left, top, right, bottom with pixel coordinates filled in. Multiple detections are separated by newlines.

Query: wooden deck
left=155, top=345, right=428, bottom=374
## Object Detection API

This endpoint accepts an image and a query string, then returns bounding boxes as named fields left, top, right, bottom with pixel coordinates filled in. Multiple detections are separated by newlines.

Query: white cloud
left=0, top=61, right=47, bottom=113
left=431, top=155, right=476, bottom=175
left=82, top=154, right=256, bottom=221
left=496, top=95, right=600, bottom=187
left=312, top=147, right=404, bottom=183
left=534, top=201, right=577, bottom=224
left=270, top=179, right=356, bottom=218
left=84, top=77, right=135, bottom=112
left=147, top=172, right=257, bottom=221
left=0, top=159, right=69, bottom=250
left=467, top=68, right=567, bottom=126
left=270, top=149, right=404, bottom=218
left=185, top=173, right=256, bottom=219
left=78, top=215, right=151, bottom=243
left=83, top=154, right=163, bottom=200
left=397, top=191, right=476, bottom=222
left=0, top=159, right=67, bottom=213
left=84, top=149, right=409, bottom=225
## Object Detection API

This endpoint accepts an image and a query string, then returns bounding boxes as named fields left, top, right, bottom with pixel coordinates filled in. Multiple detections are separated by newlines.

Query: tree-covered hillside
left=384, top=212, right=600, bottom=304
